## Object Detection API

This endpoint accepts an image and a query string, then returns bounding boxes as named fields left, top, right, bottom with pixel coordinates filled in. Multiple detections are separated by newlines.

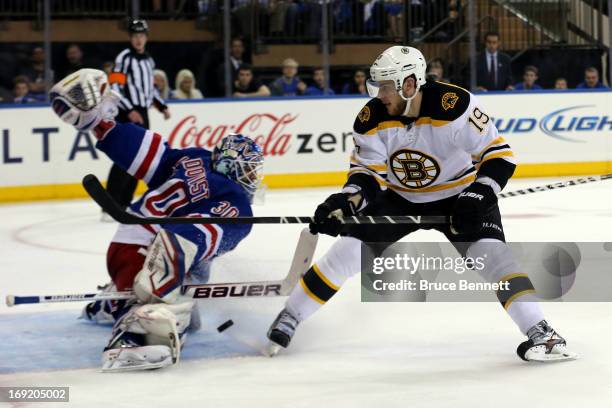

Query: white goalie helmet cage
left=366, top=46, right=427, bottom=101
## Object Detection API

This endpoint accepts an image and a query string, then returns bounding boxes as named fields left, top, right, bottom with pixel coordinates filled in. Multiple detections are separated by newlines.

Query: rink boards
left=0, top=89, right=610, bottom=202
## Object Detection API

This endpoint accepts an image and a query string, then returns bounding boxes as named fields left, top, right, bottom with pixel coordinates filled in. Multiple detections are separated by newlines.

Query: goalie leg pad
left=133, top=230, right=198, bottom=304
left=102, top=302, right=195, bottom=372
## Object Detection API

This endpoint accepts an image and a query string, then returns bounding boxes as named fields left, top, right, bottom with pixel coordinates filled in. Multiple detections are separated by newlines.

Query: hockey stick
left=6, top=228, right=318, bottom=307
left=83, top=173, right=612, bottom=226
left=498, top=173, right=612, bottom=198
left=81, top=174, right=447, bottom=225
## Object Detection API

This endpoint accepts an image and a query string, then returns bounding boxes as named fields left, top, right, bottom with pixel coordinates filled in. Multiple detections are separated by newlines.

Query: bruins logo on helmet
left=357, top=106, right=371, bottom=123
left=390, top=149, right=439, bottom=188
left=441, top=92, right=459, bottom=111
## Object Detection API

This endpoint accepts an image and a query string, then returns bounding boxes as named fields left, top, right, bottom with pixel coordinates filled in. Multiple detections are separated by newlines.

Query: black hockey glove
left=451, top=182, right=498, bottom=235
left=309, top=192, right=362, bottom=237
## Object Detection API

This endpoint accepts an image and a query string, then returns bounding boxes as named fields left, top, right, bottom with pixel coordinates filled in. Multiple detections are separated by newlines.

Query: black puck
left=217, top=319, right=234, bottom=333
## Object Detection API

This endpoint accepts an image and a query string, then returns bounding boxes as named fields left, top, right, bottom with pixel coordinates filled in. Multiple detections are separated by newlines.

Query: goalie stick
left=6, top=228, right=318, bottom=307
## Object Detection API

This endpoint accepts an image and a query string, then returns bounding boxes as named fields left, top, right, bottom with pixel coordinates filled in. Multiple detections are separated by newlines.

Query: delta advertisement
left=0, top=90, right=610, bottom=201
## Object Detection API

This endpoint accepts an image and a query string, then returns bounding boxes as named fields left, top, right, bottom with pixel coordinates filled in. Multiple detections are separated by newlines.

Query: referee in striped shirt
left=106, top=19, right=170, bottom=213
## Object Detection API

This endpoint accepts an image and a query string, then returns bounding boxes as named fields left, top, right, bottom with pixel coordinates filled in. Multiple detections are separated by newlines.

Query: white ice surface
left=1, top=178, right=612, bottom=407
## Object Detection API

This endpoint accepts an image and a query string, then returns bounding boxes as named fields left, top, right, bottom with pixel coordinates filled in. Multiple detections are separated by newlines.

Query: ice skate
left=517, top=320, right=577, bottom=362
left=101, top=330, right=174, bottom=372
left=266, top=308, right=299, bottom=354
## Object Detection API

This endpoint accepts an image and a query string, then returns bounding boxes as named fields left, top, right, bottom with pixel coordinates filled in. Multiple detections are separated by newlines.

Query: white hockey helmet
left=367, top=46, right=427, bottom=101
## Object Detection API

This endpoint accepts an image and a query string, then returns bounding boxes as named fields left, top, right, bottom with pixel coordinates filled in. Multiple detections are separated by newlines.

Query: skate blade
left=526, top=346, right=578, bottom=363
left=101, top=360, right=172, bottom=372
left=101, top=346, right=174, bottom=372
left=265, top=342, right=282, bottom=357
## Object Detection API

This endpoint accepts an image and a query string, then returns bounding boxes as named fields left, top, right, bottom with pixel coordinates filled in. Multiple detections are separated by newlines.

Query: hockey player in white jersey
left=267, top=46, right=576, bottom=362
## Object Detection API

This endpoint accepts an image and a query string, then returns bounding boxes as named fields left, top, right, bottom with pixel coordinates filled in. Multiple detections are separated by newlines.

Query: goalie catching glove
left=49, top=68, right=119, bottom=131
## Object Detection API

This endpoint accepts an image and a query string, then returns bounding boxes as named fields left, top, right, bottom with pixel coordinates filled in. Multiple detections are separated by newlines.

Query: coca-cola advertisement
left=150, top=98, right=365, bottom=175
left=0, top=98, right=366, bottom=201
left=166, top=113, right=297, bottom=156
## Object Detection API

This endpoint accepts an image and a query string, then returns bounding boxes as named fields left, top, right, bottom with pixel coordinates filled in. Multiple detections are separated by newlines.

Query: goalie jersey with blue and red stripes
left=93, top=121, right=253, bottom=279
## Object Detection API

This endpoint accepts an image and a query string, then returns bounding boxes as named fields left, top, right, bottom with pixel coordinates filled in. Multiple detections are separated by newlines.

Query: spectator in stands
left=304, top=67, right=335, bottom=96
left=172, top=69, right=204, bottom=99
left=554, top=77, right=568, bottom=90
left=197, top=0, right=219, bottom=22
left=59, top=44, right=86, bottom=79
left=268, top=0, right=299, bottom=37
left=269, top=58, right=306, bottom=96
left=302, top=0, right=324, bottom=37
left=154, top=69, right=171, bottom=100
left=12, top=76, right=37, bottom=104
left=445, top=0, right=463, bottom=39
left=475, top=31, right=513, bottom=91
left=233, top=64, right=271, bottom=97
left=152, top=0, right=177, bottom=16
left=233, top=0, right=255, bottom=39
left=385, top=0, right=404, bottom=42
left=426, top=58, right=449, bottom=83
left=229, top=37, right=246, bottom=77
left=210, top=37, right=247, bottom=96
left=341, top=68, right=367, bottom=95
left=0, top=87, right=10, bottom=103
left=21, top=46, right=49, bottom=99
left=333, top=0, right=354, bottom=34
left=513, top=65, right=542, bottom=91
left=102, top=61, right=114, bottom=76
left=576, top=67, right=607, bottom=89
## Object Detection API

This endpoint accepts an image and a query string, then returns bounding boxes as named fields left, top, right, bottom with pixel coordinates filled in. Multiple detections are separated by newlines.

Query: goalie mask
left=212, top=134, right=264, bottom=201
left=366, top=46, right=427, bottom=112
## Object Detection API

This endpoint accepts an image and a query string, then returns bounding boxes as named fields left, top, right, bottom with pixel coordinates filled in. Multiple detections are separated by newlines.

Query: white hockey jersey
left=348, top=81, right=516, bottom=203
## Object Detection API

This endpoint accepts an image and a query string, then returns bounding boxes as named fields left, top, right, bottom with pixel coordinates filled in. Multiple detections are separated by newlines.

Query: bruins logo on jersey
left=357, top=106, right=371, bottom=123
left=441, top=92, right=459, bottom=111
left=390, top=149, right=440, bottom=188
